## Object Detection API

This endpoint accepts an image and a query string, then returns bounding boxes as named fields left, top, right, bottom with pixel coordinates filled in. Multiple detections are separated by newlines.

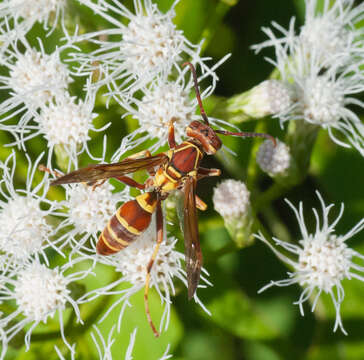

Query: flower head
left=257, top=139, right=291, bottom=176
left=228, top=79, right=294, bottom=119
left=0, top=39, right=71, bottom=110
left=256, top=191, right=364, bottom=335
left=112, top=67, right=229, bottom=155
left=252, top=0, right=364, bottom=156
left=0, top=37, right=73, bottom=152
left=0, top=259, right=87, bottom=355
left=71, top=0, right=220, bottom=101
left=0, top=0, right=66, bottom=34
left=0, top=152, right=59, bottom=266
left=14, top=262, right=69, bottom=322
left=55, top=177, right=129, bottom=255
left=300, top=0, right=363, bottom=65
left=8, top=87, right=107, bottom=168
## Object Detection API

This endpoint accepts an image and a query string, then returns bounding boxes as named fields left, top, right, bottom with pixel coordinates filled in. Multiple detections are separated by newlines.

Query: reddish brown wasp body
left=50, top=63, right=275, bottom=337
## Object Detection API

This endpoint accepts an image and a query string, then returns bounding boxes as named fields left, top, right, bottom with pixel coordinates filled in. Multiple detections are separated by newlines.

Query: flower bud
left=257, top=139, right=291, bottom=177
left=213, top=180, right=253, bottom=248
left=227, top=80, right=294, bottom=121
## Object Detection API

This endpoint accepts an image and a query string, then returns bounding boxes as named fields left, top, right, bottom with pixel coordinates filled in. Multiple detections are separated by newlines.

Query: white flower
left=213, top=179, right=250, bottom=219
left=8, top=88, right=108, bottom=167
left=56, top=326, right=172, bottom=360
left=0, top=260, right=87, bottom=356
left=15, top=263, right=70, bottom=322
left=300, top=0, right=363, bottom=65
left=0, top=39, right=71, bottom=111
left=0, top=152, right=60, bottom=266
left=55, top=175, right=130, bottom=255
left=0, top=0, right=66, bottom=34
left=255, top=191, right=364, bottom=335
left=111, top=67, right=229, bottom=156
left=81, top=214, right=210, bottom=334
left=90, top=326, right=172, bottom=360
left=251, top=0, right=364, bottom=156
left=257, top=139, right=291, bottom=176
left=253, top=0, right=363, bottom=68
left=71, top=0, right=219, bottom=101
left=0, top=38, right=72, bottom=149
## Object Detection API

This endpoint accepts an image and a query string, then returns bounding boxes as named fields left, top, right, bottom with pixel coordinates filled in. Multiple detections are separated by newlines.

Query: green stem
left=215, top=147, right=246, bottom=179
left=247, top=120, right=267, bottom=189
left=206, top=215, right=272, bottom=263
left=261, top=204, right=292, bottom=243
left=200, top=0, right=239, bottom=54
left=254, top=182, right=289, bottom=213
left=205, top=241, right=238, bottom=264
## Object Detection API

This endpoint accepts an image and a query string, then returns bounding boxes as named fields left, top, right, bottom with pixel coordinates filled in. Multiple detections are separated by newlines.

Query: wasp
left=50, top=63, right=275, bottom=337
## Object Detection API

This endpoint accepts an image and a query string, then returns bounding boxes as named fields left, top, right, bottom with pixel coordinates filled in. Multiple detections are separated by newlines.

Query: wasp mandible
left=50, top=62, right=276, bottom=337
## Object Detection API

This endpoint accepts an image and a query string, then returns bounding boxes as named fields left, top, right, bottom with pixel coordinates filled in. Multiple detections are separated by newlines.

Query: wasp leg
left=195, top=195, right=207, bottom=211
left=197, top=167, right=221, bottom=180
left=123, top=150, right=152, bottom=161
left=38, top=164, right=63, bottom=178
left=89, top=179, right=107, bottom=190
left=167, top=118, right=177, bottom=149
left=144, top=199, right=163, bottom=338
left=113, top=176, right=146, bottom=190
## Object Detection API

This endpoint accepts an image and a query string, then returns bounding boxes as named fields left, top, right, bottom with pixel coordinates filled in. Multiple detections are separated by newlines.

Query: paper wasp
left=49, top=62, right=275, bottom=337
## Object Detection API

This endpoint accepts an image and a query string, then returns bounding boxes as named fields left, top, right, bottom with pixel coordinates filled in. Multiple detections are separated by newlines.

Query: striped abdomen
left=97, top=192, right=158, bottom=255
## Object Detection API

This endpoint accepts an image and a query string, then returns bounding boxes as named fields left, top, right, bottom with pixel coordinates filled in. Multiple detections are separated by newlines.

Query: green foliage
left=1, top=0, right=363, bottom=359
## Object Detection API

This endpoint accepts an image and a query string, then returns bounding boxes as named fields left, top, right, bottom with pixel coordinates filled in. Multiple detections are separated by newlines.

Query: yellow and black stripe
left=97, top=192, right=158, bottom=255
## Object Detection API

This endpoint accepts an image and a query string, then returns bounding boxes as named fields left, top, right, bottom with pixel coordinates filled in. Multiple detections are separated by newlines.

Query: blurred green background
left=1, top=0, right=364, bottom=359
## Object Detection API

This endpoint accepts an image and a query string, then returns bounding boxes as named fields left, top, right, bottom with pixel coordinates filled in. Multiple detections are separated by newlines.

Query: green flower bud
left=213, top=180, right=253, bottom=248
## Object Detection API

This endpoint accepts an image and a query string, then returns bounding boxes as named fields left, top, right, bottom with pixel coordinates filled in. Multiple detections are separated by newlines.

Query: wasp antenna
left=215, top=130, right=277, bottom=147
left=182, top=62, right=209, bottom=125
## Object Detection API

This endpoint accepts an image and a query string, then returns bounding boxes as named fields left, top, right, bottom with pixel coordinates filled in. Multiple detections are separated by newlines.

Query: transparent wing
left=183, top=176, right=202, bottom=299
left=51, top=153, right=168, bottom=185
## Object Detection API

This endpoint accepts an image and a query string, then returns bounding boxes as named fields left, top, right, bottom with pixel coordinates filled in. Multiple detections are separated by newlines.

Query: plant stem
left=254, top=182, right=289, bottom=212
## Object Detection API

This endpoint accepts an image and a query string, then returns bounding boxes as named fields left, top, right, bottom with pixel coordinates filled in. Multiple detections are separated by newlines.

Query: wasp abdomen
left=97, top=192, right=158, bottom=255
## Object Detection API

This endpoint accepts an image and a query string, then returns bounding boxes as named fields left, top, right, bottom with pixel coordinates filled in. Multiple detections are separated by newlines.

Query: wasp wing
left=183, top=176, right=202, bottom=300
left=51, top=153, right=168, bottom=185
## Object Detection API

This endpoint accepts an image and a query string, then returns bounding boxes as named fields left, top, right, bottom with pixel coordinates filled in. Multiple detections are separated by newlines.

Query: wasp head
left=186, top=120, right=222, bottom=155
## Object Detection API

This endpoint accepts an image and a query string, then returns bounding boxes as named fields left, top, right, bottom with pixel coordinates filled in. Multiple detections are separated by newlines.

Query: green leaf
left=244, top=340, right=283, bottom=360
left=206, top=288, right=294, bottom=340
left=83, top=284, right=183, bottom=360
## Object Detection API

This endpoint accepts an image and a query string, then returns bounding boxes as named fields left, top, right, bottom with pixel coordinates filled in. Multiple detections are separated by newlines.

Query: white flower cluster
left=0, top=1, right=223, bottom=357
left=256, top=192, right=364, bottom=335
left=0, top=32, right=104, bottom=168
left=1, top=0, right=363, bottom=358
left=252, top=0, right=364, bottom=156
left=70, top=0, right=229, bottom=152
left=0, top=154, right=90, bottom=358
left=0, top=152, right=59, bottom=267
left=0, top=0, right=66, bottom=34
left=213, top=179, right=250, bottom=219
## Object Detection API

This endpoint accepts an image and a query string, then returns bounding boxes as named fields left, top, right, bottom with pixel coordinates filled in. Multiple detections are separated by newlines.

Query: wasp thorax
left=186, top=121, right=222, bottom=155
